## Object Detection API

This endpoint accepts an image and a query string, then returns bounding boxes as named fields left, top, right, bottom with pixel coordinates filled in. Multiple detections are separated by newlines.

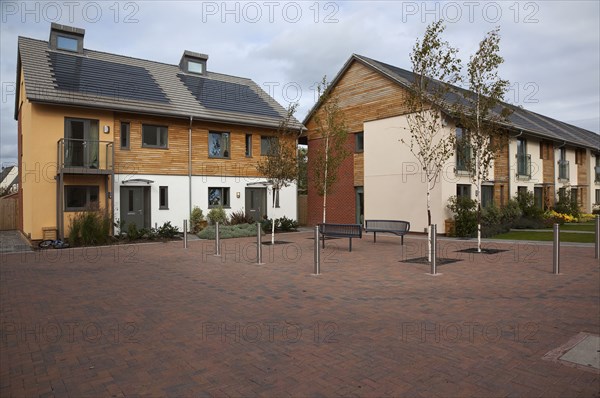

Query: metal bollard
left=314, top=225, right=320, bottom=275
left=183, top=220, right=188, bottom=249
left=256, top=222, right=264, bottom=265
left=595, top=215, right=599, bottom=260
left=553, top=223, right=560, bottom=274
left=430, top=224, right=437, bottom=275
left=214, top=222, right=221, bottom=256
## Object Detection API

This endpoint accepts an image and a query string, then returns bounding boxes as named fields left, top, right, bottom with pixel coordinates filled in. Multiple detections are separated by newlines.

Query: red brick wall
left=307, top=135, right=356, bottom=226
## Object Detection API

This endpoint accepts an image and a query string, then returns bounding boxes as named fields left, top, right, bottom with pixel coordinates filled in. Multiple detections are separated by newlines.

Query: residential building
left=0, top=166, right=18, bottom=195
left=15, top=23, right=303, bottom=240
left=304, top=54, right=600, bottom=233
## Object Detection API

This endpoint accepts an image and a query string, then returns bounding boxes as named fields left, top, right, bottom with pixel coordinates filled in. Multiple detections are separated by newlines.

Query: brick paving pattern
left=1, top=233, right=599, bottom=397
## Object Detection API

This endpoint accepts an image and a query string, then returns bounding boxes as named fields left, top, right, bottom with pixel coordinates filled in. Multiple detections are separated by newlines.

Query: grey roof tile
left=18, top=36, right=303, bottom=130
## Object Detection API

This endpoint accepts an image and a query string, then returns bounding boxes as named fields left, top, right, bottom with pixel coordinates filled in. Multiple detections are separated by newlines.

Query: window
left=517, top=186, right=528, bottom=198
left=261, top=136, right=279, bottom=156
left=355, top=132, right=364, bottom=153
left=159, top=186, right=168, bottom=210
left=57, top=35, right=78, bottom=52
left=245, top=134, right=252, bottom=157
left=65, top=186, right=99, bottom=211
left=188, top=61, right=204, bottom=74
left=481, top=185, right=494, bottom=208
left=558, top=147, right=569, bottom=180
left=209, top=132, right=230, bottom=158
left=571, top=188, right=579, bottom=206
left=516, top=138, right=530, bottom=177
left=120, top=122, right=130, bottom=150
left=558, top=187, right=566, bottom=202
left=208, top=187, right=230, bottom=207
left=595, top=189, right=600, bottom=204
left=595, top=155, right=600, bottom=182
left=142, top=125, right=168, bottom=148
left=455, top=127, right=470, bottom=172
left=456, top=184, right=471, bottom=199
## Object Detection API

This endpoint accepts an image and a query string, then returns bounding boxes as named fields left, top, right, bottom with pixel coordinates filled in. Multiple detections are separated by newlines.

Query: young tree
left=402, top=20, right=462, bottom=259
left=311, top=77, right=350, bottom=223
left=256, top=103, right=301, bottom=244
left=456, top=27, right=510, bottom=252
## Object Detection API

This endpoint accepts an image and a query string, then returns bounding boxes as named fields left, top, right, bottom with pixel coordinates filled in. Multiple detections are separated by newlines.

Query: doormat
left=400, top=257, right=462, bottom=265
left=455, top=248, right=509, bottom=254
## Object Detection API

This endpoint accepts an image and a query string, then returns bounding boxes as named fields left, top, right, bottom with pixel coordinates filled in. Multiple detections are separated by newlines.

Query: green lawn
left=559, top=223, right=595, bottom=232
left=493, top=230, right=594, bottom=243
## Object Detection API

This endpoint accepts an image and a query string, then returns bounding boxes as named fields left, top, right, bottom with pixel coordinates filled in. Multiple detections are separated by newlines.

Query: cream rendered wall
left=364, top=113, right=449, bottom=233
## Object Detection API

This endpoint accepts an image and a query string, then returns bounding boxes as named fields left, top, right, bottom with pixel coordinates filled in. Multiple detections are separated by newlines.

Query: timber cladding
left=305, top=61, right=412, bottom=139
left=493, top=135, right=509, bottom=206
left=113, top=113, right=290, bottom=178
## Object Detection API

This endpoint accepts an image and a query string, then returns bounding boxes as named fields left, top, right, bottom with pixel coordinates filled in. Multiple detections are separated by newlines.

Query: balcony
left=516, top=154, right=531, bottom=178
left=558, top=160, right=569, bottom=180
left=57, top=138, right=114, bottom=174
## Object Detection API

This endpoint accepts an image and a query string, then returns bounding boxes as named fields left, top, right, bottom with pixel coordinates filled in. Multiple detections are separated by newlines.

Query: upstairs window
left=245, top=134, right=252, bottom=157
left=57, top=35, right=78, bottom=52
left=355, top=132, right=364, bottom=153
left=261, top=136, right=279, bottom=156
left=188, top=61, right=204, bottom=74
left=120, top=122, right=130, bottom=150
left=209, top=132, right=230, bottom=158
left=455, top=127, right=471, bottom=172
left=142, top=125, right=168, bottom=149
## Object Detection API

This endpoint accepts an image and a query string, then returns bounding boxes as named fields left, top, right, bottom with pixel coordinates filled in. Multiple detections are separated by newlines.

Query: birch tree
left=456, top=27, right=510, bottom=252
left=402, top=20, right=461, bottom=258
left=311, top=77, right=350, bottom=223
left=256, top=103, right=301, bottom=244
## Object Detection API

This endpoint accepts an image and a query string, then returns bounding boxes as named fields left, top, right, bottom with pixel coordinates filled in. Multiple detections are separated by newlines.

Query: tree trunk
left=427, top=180, right=432, bottom=262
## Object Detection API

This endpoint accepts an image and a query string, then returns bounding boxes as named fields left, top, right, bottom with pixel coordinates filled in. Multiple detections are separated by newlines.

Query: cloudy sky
left=1, top=0, right=599, bottom=167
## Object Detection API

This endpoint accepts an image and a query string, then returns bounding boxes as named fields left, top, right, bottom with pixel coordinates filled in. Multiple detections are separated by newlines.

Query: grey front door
left=245, top=188, right=267, bottom=222
left=121, top=186, right=146, bottom=229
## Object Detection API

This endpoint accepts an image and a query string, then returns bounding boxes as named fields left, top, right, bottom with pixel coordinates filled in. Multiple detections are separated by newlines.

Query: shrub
left=447, top=196, right=478, bottom=237
left=516, top=191, right=544, bottom=219
left=554, top=188, right=580, bottom=218
left=157, top=221, right=179, bottom=238
left=68, top=211, right=111, bottom=246
left=127, top=222, right=141, bottom=241
left=277, top=216, right=299, bottom=231
left=500, top=199, right=522, bottom=224
left=197, top=223, right=259, bottom=239
left=190, top=206, right=206, bottom=233
left=229, top=209, right=255, bottom=225
left=207, top=206, right=228, bottom=225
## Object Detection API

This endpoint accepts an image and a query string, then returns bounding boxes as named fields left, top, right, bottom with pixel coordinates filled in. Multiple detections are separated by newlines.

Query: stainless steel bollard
left=553, top=223, right=560, bottom=274
left=431, top=224, right=437, bottom=275
left=183, top=220, right=188, bottom=249
left=595, top=215, right=600, bottom=260
left=256, top=222, right=263, bottom=264
left=214, top=222, right=221, bottom=256
left=314, top=225, right=320, bottom=275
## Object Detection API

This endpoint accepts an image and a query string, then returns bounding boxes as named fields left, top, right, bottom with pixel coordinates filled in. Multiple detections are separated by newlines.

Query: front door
left=120, top=186, right=147, bottom=229
left=245, top=188, right=267, bottom=222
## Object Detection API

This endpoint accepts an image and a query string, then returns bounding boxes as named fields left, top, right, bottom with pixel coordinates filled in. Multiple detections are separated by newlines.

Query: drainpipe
left=188, top=116, right=193, bottom=228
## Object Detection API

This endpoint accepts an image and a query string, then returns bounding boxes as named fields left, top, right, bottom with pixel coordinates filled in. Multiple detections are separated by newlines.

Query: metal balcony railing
left=558, top=160, right=569, bottom=180
left=57, top=138, right=114, bottom=172
left=516, top=153, right=531, bottom=178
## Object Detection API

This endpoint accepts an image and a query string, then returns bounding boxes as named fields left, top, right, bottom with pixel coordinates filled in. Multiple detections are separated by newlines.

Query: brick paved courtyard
left=1, top=232, right=599, bottom=397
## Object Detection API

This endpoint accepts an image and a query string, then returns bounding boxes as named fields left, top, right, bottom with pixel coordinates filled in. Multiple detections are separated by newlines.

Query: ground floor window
left=209, top=187, right=230, bottom=208
left=65, top=185, right=99, bottom=211
left=159, top=186, right=168, bottom=210
left=456, top=184, right=471, bottom=199
left=481, top=185, right=494, bottom=208
left=534, top=187, right=543, bottom=209
left=595, top=189, right=600, bottom=204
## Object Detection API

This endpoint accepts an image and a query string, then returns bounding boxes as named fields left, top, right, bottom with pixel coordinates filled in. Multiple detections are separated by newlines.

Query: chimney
left=49, top=23, right=85, bottom=54
left=179, top=50, right=208, bottom=76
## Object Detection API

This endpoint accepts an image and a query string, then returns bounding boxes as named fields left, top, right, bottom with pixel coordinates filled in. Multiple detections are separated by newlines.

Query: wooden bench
left=318, top=223, right=362, bottom=252
left=364, top=220, right=410, bottom=245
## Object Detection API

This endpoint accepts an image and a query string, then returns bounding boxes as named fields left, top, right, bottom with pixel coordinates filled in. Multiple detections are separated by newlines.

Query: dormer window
left=49, top=23, right=84, bottom=54
left=187, top=60, right=204, bottom=74
left=179, top=50, right=208, bottom=75
left=56, top=35, right=78, bottom=52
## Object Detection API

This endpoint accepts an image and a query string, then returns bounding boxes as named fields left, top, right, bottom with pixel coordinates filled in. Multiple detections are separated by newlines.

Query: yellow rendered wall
left=19, top=85, right=114, bottom=239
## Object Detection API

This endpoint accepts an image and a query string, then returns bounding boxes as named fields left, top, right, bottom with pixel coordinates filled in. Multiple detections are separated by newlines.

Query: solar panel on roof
left=48, top=52, right=170, bottom=104
left=178, top=74, right=280, bottom=118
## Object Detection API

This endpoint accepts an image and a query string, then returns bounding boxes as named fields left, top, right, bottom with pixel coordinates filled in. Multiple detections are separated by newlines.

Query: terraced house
left=304, top=54, right=600, bottom=233
left=15, top=24, right=303, bottom=240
